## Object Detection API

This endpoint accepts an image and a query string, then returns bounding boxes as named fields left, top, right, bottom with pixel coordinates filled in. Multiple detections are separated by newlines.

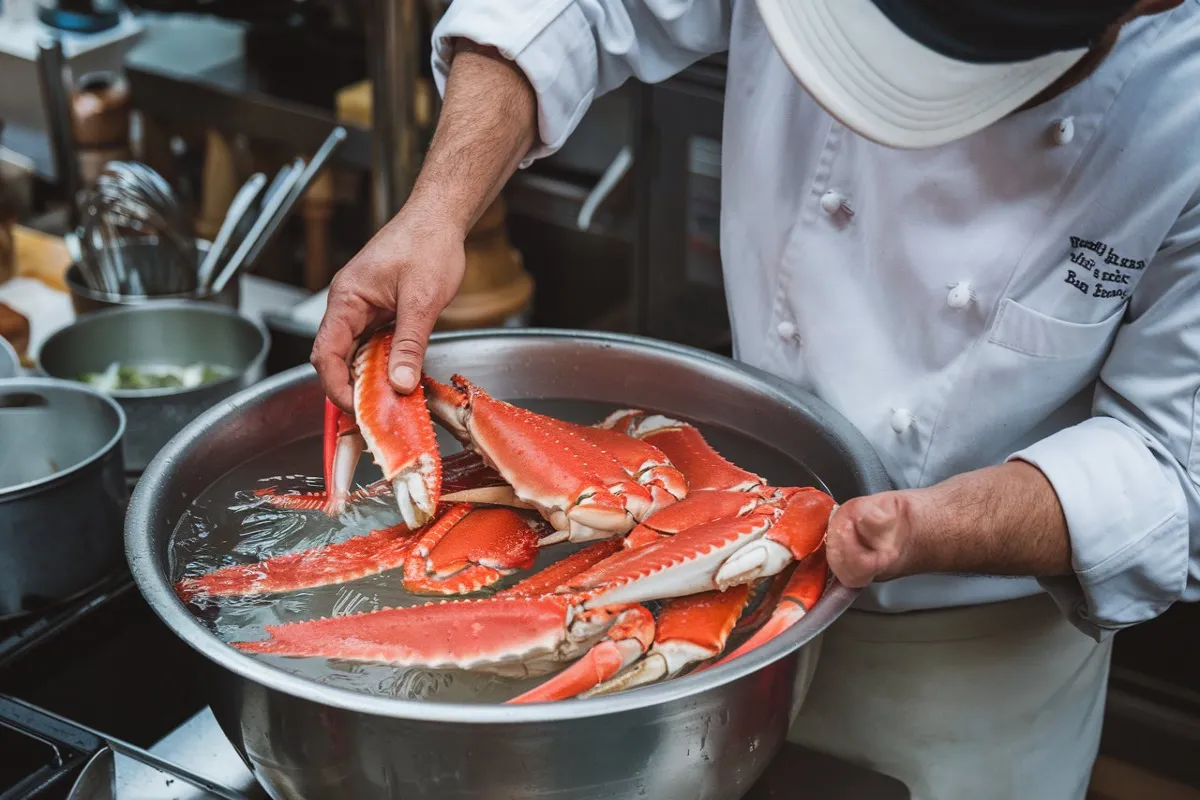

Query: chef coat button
left=890, top=408, right=914, bottom=434
left=1051, top=117, right=1074, bottom=145
left=776, top=320, right=797, bottom=340
left=820, top=190, right=845, bottom=215
left=947, top=282, right=972, bottom=309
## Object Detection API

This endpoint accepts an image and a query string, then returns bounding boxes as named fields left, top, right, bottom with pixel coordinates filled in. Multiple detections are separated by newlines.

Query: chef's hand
left=311, top=212, right=466, bottom=410
left=824, top=460, right=1074, bottom=587
left=310, top=39, right=537, bottom=411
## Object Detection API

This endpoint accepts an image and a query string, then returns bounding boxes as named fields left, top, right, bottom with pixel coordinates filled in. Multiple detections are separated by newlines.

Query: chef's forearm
left=891, top=461, right=1073, bottom=579
left=406, top=39, right=537, bottom=236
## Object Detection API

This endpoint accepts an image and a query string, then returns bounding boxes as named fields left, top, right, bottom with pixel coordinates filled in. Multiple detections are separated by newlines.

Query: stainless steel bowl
left=126, top=330, right=891, bottom=800
left=36, top=302, right=269, bottom=474
left=0, top=378, right=126, bottom=618
left=64, top=238, right=239, bottom=316
left=0, top=334, right=18, bottom=378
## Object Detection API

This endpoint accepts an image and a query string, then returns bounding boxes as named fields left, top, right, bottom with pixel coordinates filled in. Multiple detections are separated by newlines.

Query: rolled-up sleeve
left=1009, top=198, right=1200, bottom=641
left=431, top=0, right=730, bottom=163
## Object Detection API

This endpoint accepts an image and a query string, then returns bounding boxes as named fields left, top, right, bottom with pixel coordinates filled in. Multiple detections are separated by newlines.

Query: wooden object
left=0, top=302, right=30, bottom=358
left=70, top=71, right=132, bottom=186
left=197, top=129, right=238, bottom=242
left=14, top=225, right=71, bottom=291
left=436, top=195, right=533, bottom=330
left=302, top=168, right=334, bottom=291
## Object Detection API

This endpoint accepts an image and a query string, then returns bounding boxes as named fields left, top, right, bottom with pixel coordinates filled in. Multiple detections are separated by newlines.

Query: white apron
left=786, top=593, right=1113, bottom=800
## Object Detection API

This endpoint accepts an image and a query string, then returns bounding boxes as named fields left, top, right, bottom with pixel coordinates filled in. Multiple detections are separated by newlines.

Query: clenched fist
left=823, top=461, right=1073, bottom=588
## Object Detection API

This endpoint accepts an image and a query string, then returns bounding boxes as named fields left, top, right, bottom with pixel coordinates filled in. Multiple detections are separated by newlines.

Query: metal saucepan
left=0, top=334, right=18, bottom=378
left=65, top=238, right=240, bottom=317
left=37, top=301, right=269, bottom=475
left=0, top=378, right=126, bottom=619
left=126, top=330, right=891, bottom=800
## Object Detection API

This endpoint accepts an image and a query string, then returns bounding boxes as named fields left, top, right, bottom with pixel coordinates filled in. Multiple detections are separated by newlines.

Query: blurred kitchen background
left=0, top=1, right=1197, bottom=797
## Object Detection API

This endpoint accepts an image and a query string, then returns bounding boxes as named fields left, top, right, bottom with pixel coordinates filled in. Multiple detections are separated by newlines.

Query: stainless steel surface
left=65, top=239, right=240, bottom=317
left=125, top=708, right=262, bottom=799
left=79, top=162, right=197, bottom=295
left=35, top=36, right=80, bottom=227
left=369, top=0, right=421, bottom=226
left=0, top=378, right=126, bottom=619
left=36, top=302, right=269, bottom=474
left=126, top=330, right=890, bottom=800
left=0, top=335, right=18, bottom=379
left=210, top=159, right=303, bottom=294
left=240, top=126, right=348, bottom=271
left=197, top=173, right=268, bottom=291
left=67, top=747, right=116, bottom=800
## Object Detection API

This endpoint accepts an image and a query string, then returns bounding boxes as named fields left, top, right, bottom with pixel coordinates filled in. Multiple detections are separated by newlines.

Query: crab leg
left=401, top=505, right=541, bottom=595
left=174, top=520, right=417, bottom=601
left=233, top=592, right=636, bottom=678
left=353, top=329, right=442, bottom=528
left=255, top=399, right=366, bottom=515
left=424, top=375, right=679, bottom=543
left=600, top=411, right=764, bottom=492
left=710, top=548, right=829, bottom=667
left=577, top=585, right=752, bottom=698
left=622, top=489, right=763, bottom=550
left=505, top=604, right=655, bottom=704
left=495, top=540, right=623, bottom=598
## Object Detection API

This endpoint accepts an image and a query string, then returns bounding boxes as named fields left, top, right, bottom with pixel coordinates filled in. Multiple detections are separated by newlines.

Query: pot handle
left=0, top=389, right=50, bottom=410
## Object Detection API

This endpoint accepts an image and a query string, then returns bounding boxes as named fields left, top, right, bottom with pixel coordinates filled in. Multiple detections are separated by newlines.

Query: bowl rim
left=126, top=328, right=892, bottom=724
left=0, top=335, right=17, bottom=379
left=0, top=377, right=127, bottom=500
left=64, top=261, right=235, bottom=304
left=37, top=300, right=271, bottom=400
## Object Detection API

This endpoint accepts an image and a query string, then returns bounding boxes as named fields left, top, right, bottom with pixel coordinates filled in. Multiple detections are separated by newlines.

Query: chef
left=310, top=0, right=1200, bottom=797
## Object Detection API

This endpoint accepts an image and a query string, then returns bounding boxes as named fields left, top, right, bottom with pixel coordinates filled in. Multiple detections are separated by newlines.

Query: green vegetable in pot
left=78, top=361, right=232, bottom=392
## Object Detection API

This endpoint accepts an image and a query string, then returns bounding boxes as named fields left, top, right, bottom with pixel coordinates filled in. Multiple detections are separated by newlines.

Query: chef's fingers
left=387, top=284, right=442, bottom=394
left=311, top=290, right=377, bottom=412
left=825, top=494, right=905, bottom=587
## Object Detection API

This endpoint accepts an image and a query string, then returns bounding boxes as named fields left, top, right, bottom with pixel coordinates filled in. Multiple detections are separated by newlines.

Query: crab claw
left=353, top=329, right=441, bottom=528
left=713, top=488, right=833, bottom=588
left=506, top=604, right=656, bottom=704
left=424, top=375, right=682, bottom=544
left=401, top=505, right=541, bottom=595
left=578, top=585, right=751, bottom=698
left=710, top=548, right=828, bottom=667
left=256, top=398, right=365, bottom=516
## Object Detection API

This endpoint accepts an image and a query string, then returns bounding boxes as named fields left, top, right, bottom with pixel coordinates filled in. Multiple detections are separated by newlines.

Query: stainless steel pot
left=36, top=301, right=269, bottom=474
left=0, top=378, right=126, bottom=618
left=0, top=334, right=18, bottom=378
left=126, top=330, right=891, bottom=800
left=64, top=239, right=240, bottom=317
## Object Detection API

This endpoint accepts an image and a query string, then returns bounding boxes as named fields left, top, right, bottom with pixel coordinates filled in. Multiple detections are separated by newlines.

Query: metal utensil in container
left=37, top=302, right=269, bottom=475
left=64, top=238, right=239, bottom=316
left=0, top=378, right=126, bottom=619
left=126, top=329, right=890, bottom=800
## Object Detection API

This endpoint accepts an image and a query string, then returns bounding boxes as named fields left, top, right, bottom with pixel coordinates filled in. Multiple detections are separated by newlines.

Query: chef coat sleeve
left=430, top=0, right=730, bottom=163
left=1007, top=198, right=1200, bottom=641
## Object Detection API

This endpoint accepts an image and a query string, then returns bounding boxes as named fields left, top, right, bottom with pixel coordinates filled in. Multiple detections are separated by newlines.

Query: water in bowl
left=170, top=399, right=828, bottom=704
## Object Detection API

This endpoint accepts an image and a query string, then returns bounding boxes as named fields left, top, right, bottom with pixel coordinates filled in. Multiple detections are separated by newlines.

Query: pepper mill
left=435, top=195, right=534, bottom=330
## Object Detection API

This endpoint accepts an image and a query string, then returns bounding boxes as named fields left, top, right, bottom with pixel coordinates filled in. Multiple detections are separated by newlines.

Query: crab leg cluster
left=187, top=326, right=838, bottom=703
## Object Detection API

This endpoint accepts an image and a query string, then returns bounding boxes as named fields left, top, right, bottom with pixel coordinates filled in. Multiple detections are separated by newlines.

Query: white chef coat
left=430, top=0, right=1200, bottom=642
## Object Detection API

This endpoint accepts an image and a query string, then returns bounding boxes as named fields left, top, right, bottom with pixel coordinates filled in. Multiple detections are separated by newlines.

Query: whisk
left=76, top=161, right=197, bottom=296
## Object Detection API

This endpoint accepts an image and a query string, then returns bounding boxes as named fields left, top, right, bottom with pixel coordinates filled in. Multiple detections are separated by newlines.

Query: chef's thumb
left=387, top=298, right=438, bottom=394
